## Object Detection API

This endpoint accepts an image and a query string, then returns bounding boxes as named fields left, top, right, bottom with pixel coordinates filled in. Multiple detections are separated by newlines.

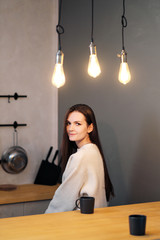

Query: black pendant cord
left=121, top=0, right=127, bottom=51
left=56, top=0, right=64, bottom=51
left=91, top=0, right=94, bottom=43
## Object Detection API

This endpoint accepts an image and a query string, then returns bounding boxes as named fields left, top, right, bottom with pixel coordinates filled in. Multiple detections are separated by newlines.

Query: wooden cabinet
left=0, top=184, right=59, bottom=218
left=0, top=202, right=24, bottom=218
left=0, top=200, right=51, bottom=218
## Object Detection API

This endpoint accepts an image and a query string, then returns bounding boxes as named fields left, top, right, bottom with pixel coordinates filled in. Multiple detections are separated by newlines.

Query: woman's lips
left=68, top=133, right=76, bottom=136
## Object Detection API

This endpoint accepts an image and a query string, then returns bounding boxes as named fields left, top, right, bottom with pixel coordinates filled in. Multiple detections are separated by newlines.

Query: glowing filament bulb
left=118, top=50, right=131, bottom=85
left=88, top=42, right=101, bottom=78
left=52, top=50, right=65, bottom=88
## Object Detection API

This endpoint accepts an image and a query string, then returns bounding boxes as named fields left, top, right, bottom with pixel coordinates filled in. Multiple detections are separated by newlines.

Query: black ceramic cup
left=75, top=196, right=95, bottom=214
left=129, top=214, right=146, bottom=236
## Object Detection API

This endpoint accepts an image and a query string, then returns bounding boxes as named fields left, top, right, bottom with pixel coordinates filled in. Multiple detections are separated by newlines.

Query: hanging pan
left=0, top=129, right=28, bottom=174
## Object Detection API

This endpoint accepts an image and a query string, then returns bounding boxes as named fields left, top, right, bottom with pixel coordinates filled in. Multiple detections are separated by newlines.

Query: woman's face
left=66, top=111, right=93, bottom=148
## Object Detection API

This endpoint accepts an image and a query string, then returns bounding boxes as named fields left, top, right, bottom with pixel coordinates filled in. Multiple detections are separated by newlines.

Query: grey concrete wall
left=58, top=0, right=160, bottom=206
left=0, top=0, right=58, bottom=184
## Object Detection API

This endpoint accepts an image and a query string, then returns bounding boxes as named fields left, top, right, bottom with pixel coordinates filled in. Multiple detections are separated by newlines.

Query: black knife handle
left=45, top=146, right=53, bottom=162
left=52, top=150, right=59, bottom=163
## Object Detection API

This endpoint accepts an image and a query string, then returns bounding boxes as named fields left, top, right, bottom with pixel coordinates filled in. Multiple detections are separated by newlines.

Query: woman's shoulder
left=78, top=143, right=99, bottom=154
left=81, top=143, right=98, bottom=150
left=73, top=143, right=101, bottom=162
left=64, top=143, right=102, bottom=175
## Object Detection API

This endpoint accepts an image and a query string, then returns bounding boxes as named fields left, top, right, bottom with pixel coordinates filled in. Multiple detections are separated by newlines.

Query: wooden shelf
left=0, top=184, right=59, bottom=205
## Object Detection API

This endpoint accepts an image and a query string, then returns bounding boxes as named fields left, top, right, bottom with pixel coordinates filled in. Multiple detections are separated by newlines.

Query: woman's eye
left=76, top=122, right=81, bottom=126
left=66, top=121, right=71, bottom=125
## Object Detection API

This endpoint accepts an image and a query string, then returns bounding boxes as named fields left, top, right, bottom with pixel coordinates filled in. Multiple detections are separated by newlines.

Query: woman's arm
left=45, top=153, right=86, bottom=213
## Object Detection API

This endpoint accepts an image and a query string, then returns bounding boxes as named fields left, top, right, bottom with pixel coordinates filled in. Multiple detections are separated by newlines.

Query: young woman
left=45, top=104, right=114, bottom=213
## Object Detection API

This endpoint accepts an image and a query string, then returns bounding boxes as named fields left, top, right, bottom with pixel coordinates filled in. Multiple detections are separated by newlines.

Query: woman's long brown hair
left=60, top=104, right=114, bottom=201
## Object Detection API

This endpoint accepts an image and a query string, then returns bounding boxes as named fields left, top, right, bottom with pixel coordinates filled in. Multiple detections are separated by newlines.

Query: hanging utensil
left=0, top=129, right=28, bottom=174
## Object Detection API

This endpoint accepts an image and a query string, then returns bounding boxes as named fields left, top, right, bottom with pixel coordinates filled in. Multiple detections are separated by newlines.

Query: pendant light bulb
left=88, top=42, right=101, bottom=78
left=118, top=50, right=131, bottom=85
left=52, top=50, right=65, bottom=88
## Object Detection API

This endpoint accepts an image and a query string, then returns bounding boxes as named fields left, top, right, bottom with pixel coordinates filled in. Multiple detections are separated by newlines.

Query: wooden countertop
left=0, top=201, right=160, bottom=239
left=0, top=184, right=59, bottom=205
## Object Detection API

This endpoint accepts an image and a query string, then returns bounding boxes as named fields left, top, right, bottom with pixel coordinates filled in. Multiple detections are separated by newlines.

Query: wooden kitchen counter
left=0, top=201, right=160, bottom=239
left=0, top=184, right=59, bottom=205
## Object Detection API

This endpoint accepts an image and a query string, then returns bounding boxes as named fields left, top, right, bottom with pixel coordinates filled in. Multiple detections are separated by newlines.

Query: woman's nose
left=69, top=124, right=74, bottom=130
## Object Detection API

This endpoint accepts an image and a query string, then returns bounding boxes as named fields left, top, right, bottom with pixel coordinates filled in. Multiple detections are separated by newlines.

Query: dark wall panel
left=58, top=0, right=160, bottom=206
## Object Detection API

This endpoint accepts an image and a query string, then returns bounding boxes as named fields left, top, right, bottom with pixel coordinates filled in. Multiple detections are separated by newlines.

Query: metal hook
left=13, top=128, right=18, bottom=146
left=8, top=96, right=10, bottom=103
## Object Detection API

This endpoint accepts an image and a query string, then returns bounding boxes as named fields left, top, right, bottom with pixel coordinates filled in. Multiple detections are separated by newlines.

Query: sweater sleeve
left=45, top=153, right=86, bottom=213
